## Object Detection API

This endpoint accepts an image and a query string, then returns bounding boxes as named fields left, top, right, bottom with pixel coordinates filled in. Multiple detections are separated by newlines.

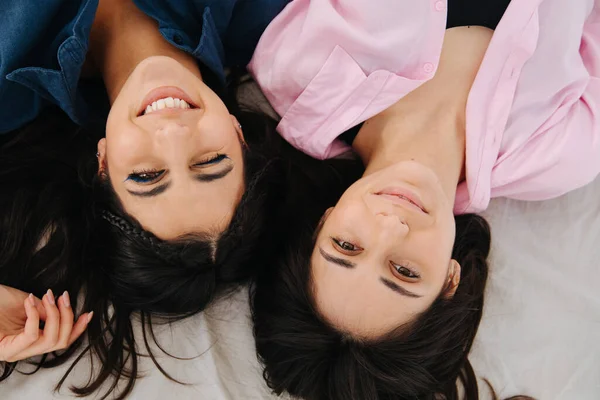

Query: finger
left=8, top=290, right=61, bottom=361
left=23, top=295, right=42, bottom=343
left=50, top=292, right=74, bottom=351
left=32, top=290, right=60, bottom=350
left=1, top=295, right=42, bottom=362
left=10, top=308, right=92, bottom=361
left=67, top=311, right=93, bottom=346
left=30, top=295, right=47, bottom=321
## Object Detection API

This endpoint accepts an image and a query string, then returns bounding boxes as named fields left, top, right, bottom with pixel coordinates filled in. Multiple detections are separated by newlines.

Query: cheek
left=443, top=215, right=457, bottom=250
left=105, top=126, right=149, bottom=170
left=227, top=176, right=245, bottom=209
left=329, top=201, right=369, bottom=234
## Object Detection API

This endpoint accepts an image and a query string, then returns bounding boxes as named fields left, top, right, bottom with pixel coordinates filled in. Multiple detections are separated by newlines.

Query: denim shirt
left=0, top=0, right=289, bottom=133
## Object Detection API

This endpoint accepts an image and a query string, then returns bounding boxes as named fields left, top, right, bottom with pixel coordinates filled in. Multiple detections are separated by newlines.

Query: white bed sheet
left=2, top=85, right=599, bottom=399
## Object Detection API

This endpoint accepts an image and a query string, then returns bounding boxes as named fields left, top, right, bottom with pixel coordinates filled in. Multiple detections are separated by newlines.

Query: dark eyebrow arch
left=126, top=182, right=171, bottom=198
left=319, top=247, right=356, bottom=268
left=194, top=164, right=234, bottom=182
left=319, top=247, right=422, bottom=298
left=380, top=277, right=422, bottom=298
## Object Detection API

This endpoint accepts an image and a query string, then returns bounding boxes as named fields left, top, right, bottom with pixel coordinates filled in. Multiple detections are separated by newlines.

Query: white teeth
left=143, top=97, right=192, bottom=115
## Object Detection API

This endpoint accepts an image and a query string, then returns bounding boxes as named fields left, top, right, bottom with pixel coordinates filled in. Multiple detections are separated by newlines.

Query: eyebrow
left=318, top=247, right=356, bottom=268
left=318, top=247, right=422, bottom=299
left=126, top=165, right=234, bottom=198
left=379, top=277, right=422, bottom=298
left=194, top=164, right=234, bottom=182
left=127, top=182, right=171, bottom=198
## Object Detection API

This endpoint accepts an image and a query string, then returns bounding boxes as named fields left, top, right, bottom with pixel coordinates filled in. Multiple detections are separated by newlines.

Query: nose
left=156, top=121, right=191, bottom=138
left=148, top=120, right=196, bottom=163
left=375, top=212, right=409, bottom=238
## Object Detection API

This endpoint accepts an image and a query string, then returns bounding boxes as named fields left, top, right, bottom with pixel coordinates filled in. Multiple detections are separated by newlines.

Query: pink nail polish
left=47, top=289, right=55, bottom=305
left=62, top=291, right=70, bottom=308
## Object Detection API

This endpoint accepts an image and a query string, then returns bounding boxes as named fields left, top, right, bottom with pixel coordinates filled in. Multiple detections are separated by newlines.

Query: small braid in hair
left=100, top=210, right=159, bottom=248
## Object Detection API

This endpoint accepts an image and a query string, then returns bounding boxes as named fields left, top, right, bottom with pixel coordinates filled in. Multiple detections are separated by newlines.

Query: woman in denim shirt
left=0, top=0, right=289, bottom=397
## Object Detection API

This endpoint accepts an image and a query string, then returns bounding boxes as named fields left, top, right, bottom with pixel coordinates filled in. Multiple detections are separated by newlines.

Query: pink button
left=423, top=63, right=435, bottom=73
left=435, top=1, right=445, bottom=11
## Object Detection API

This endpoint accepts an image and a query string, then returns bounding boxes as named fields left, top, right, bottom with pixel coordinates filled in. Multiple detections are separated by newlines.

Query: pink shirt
left=248, top=0, right=600, bottom=214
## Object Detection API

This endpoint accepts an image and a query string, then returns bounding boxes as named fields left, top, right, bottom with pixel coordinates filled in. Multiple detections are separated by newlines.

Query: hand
left=0, top=285, right=93, bottom=362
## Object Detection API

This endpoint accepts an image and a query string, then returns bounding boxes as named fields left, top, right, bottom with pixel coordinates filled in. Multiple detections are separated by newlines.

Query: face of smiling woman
left=97, top=56, right=246, bottom=240
left=311, top=161, right=461, bottom=337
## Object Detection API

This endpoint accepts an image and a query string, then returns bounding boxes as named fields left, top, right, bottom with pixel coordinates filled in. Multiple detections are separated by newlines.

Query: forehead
left=114, top=177, right=244, bottom=241
left=134, top=202, right=231, bottom=239
left=310, top=248, right=431, bottom=338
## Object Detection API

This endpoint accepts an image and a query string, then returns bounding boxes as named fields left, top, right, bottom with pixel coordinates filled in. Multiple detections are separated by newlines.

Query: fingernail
left=28, top=293, right=35, bottom=307
left=62, top=291, right=70, bottom=308
left=46, top=289, right=55, bottom=305
left=86, top=311, right=94, bottom=324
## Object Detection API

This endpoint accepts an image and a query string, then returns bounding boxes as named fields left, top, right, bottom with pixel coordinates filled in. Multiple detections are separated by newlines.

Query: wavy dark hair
left=251, top=180, right=530, bottom=399
left=0, top=73, right=286, bottom=398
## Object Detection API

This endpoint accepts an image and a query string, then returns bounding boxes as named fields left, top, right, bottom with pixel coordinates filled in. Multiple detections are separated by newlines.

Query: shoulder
left=0, top=0, right=95, bottom=133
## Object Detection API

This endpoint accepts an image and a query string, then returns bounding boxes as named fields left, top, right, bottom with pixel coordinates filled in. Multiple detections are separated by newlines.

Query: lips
left=375, top=187, right=427, bottom=214
left=138, top=86, right=198, bottom=117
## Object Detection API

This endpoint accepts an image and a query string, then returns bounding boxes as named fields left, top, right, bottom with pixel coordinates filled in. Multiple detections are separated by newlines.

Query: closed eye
left=194, top=154, right=228, bottom=167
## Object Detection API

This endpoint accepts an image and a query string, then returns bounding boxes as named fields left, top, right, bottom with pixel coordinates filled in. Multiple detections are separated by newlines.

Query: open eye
left=126, top=169, right=165, bottom=184
left=391, top=262, right=420, bottom=280
left=331, top=237, right=363, bottom=254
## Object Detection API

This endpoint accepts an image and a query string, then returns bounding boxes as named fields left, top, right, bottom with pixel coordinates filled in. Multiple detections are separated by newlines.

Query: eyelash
left=331, top=237, right=363, bottom=253
left=330, top=237, right=420, bottom=279
left=391, top=262, right=421, bottom=279
left=127, top=154, right=227, bottom=183
left=127, top=168, right=164, bottom=184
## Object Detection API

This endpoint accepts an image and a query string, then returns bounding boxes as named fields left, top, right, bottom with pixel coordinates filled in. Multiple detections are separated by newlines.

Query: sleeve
left=491, top=10, right=600, bottom=202
left=0, top=1, right=63, bottom=133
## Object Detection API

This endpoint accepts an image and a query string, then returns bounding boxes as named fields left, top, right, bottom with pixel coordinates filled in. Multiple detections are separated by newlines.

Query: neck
left=352, top=26, right=493, bottom=202
left=88, top=0, right=202, bottom=104
left=353, top=93, right=466, bottom=201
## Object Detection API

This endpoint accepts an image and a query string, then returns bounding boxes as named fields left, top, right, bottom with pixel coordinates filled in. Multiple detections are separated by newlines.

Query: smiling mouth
left=138, top=86, right=199, bottom=116
left=375, top=191, right=428, bottom=214
left=141, top=97, right=194, bottom=115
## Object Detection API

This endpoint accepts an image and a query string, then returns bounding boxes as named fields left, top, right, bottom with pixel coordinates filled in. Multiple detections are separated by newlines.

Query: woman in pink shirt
left=250, top=0, right=599, bottom=398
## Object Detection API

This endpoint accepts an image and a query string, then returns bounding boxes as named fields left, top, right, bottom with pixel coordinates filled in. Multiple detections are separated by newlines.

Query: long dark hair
left=250, top=180, right=502, bottom=399
left=0, top=73, right=286, bottom=398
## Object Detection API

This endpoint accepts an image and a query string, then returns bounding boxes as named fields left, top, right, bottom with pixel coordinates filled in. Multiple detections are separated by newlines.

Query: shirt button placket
left=424, top=1, right=444, bottom=78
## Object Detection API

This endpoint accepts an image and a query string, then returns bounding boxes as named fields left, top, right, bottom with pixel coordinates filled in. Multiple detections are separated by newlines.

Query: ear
left=97, top=138, right=108, bottom=177
left=231, top=115, right=246, bottom=145
left=443, top=259, right=461, bottom=299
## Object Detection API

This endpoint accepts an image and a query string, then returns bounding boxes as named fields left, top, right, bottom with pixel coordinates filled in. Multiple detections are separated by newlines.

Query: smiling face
left=311, top=161, right=461, bottom=337
left=98, top=56, right=245, bottom=240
